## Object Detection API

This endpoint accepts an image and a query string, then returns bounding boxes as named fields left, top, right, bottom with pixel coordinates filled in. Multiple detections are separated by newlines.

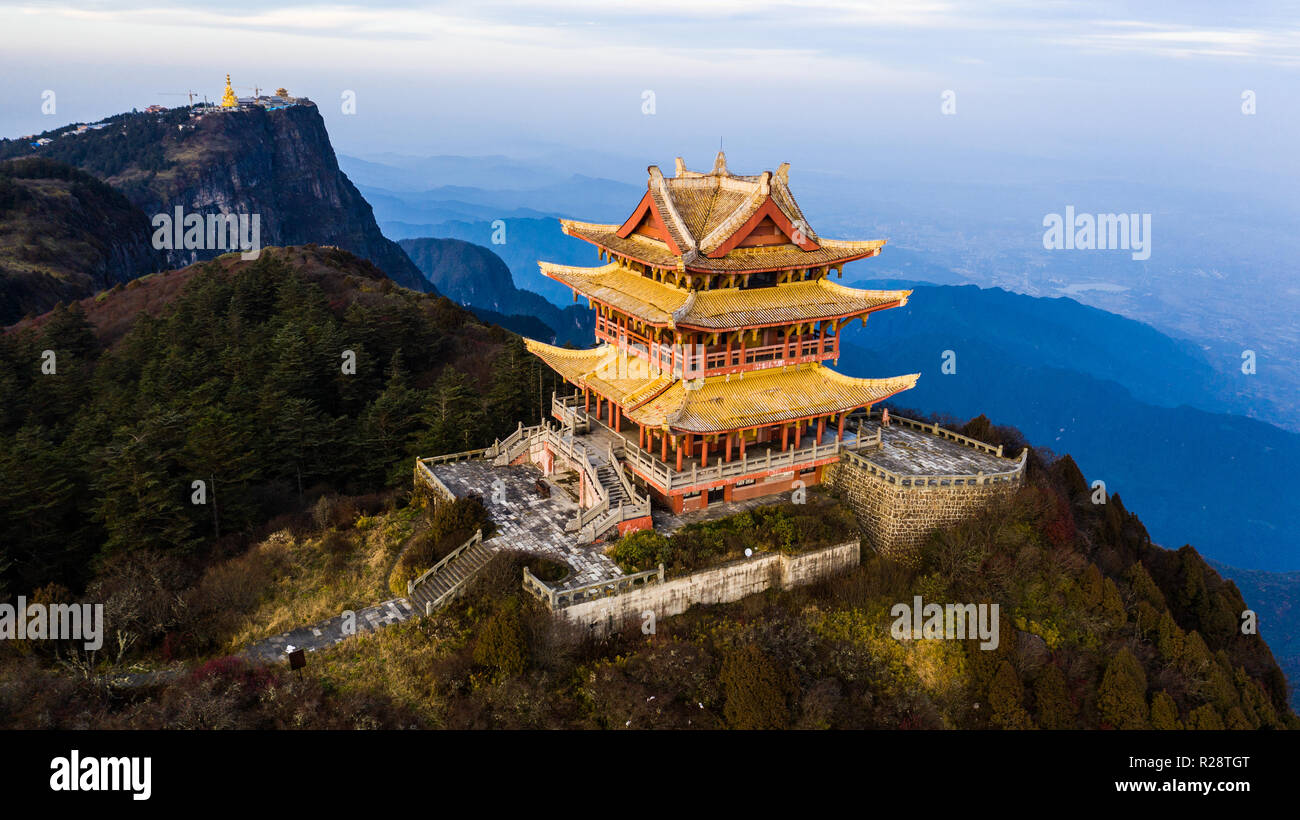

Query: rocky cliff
left=1, top=103, right=432, bottom=295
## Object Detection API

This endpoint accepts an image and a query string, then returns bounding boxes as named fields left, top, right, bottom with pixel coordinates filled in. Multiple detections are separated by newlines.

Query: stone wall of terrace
left=824, top=417, right=1026, bottom=563
left=548, top=539, right=860, bottom=637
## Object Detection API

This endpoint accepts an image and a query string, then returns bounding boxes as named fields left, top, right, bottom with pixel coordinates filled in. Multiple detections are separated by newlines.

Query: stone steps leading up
left=409, top=540, right=495, bottom=614
left=596, top=464, right=627, bottom=506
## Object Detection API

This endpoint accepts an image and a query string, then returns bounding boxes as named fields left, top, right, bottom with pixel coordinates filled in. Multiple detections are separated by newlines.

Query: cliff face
left=3, top=104, right=432, bottom=295
left=0, top=158, right=166, bottom=325
left=399, top=236, right=592, bottom=343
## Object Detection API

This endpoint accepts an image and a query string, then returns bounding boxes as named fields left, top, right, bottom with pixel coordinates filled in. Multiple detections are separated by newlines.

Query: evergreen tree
left=989, top=660, right=1034, bottom=729
left=93, top=411, right=200, bottom=556
left=1033, top=663, right=1077, bottom=729
left=1126, top=561, right=1166, bottom=610
left=1149, top=691, right=1182, bottom=730
left=411, top=367, right=485, bottom=457
left=1187, top=704, right=1225, bottom=730
left=1097, top=647, right=1149, bottom=729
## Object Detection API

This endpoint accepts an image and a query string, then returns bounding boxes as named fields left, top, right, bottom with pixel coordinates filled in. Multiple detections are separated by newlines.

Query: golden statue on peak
left=221, top=74, right=238, bottom=108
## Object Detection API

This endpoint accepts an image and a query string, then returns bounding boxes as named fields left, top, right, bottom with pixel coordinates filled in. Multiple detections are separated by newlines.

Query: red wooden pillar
left=739, top=430, right=747, bottom=460
left=837, top=413, right=846, bottom=441
left=795, top=421, right=803, bottom=449
left=724, top=433, right=733, bottom=463
left=675, top=436, right=683, bottom=471
left=817, top=416, right=825, bottom=443
left=782, top=424, right=789, bottom=451
left=584, top=388, right=590, bottom=413
left=662, top=429, right=669, bottom=461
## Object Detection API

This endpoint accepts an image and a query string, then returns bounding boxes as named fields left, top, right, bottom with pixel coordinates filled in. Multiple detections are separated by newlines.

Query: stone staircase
left=407, top=533, right=494, bottom=615
left=596, top=464, right=628, bottom=506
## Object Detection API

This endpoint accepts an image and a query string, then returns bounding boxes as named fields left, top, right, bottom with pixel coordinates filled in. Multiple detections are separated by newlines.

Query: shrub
left=473, top=599, right=529, bottom=679
left=389, top=555, right=421, bottom=597
left=720, top=642, right=791, bottom=729
left=609, top=530, right=669, bottom=573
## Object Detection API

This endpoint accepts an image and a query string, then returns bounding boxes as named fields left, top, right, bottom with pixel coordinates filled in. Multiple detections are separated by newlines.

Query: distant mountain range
left=387, top=217, right=596, bottom=307
left=837, top=280, right=1298, bottom=573
left=398, top=236, right=592, bottom=344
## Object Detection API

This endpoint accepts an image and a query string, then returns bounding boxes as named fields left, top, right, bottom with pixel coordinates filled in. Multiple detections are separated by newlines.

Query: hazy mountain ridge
left=397, top=236, right=593, bottom=344
left=840, top=281, right=1298, bottom=573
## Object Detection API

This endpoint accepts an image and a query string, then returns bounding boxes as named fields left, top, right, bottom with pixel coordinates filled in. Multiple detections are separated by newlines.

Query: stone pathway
left=241, top=597, right=417, bottom=663
left=107, top=597, right=421, bottom=684
left=432, top=459, right=624, bottom=590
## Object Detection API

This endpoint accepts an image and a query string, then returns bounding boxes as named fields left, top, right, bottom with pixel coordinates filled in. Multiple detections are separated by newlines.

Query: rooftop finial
left=712, top=150, right=727, bottom=175
left=674, top=157, right=686, bottom=177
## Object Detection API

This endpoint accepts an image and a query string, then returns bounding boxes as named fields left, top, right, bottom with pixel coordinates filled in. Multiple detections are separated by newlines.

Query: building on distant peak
left=527, top=152, right=920, bottom=514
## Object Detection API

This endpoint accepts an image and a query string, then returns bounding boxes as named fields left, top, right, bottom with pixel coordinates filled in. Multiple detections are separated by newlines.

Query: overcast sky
left=2, top=1, right=1297, bottom=192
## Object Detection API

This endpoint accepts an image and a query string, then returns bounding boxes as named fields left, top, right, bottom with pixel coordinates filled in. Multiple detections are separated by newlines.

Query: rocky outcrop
left=4, top=103, right=432, bottom=295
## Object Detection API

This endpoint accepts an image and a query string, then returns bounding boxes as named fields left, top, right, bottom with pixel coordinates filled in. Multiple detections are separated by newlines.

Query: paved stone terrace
left=858, top=420, right=1014, bottom=476
left=431, top=459, right=624, bottom=589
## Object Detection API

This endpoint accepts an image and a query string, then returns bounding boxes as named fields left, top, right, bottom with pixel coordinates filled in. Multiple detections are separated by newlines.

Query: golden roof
left=542, top=261, right=910, bottom=330
left=628, top=364, right=919, bottom=433
left=523, top=341, right=672, bottom=407
left=557, top=152, right=886, bottom=274
left=542, top=262, right=686, bottom=325
left=561, top=220, right=885, bottom=274
left=526, top=339, right=919, bottom=434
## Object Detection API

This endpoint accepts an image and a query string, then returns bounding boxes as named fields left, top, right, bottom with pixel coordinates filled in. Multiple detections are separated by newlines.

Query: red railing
left=595, top=316, right=841, bottom=378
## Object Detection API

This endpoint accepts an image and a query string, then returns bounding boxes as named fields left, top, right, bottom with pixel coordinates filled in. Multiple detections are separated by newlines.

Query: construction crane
left=232, top=84, right=264, bottom=100
left=157, top=90, right=205, bottom=106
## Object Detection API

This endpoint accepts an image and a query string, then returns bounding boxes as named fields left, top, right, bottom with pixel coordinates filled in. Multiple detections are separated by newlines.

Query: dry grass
left=209, top=506, right=420, bottom=653
left=306, top=616, right=472, bottom=727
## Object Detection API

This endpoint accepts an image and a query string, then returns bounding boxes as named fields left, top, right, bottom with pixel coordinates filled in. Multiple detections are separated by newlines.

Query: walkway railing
left=522, top=563, right=665, bottom=610
left=886, top=414, right=1006, bottom=457
left=841, top=444, right=1027, bottom=487
left=407, top=528, right=483, bottom=605
left=414, top=459, right=457, bottom=502
left=475, top=416, right=650, bottom=542
left=557, top=394, right=879, bottom=494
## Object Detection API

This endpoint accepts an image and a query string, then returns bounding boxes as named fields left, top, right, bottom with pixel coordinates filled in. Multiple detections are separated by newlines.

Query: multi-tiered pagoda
left=526, top=152, right=919, bottom=514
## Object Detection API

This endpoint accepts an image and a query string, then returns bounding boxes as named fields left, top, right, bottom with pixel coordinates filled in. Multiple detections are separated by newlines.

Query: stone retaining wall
left=558, top=540, right=860, bottom=636
left=824, top=459, right=1020, bottom=563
